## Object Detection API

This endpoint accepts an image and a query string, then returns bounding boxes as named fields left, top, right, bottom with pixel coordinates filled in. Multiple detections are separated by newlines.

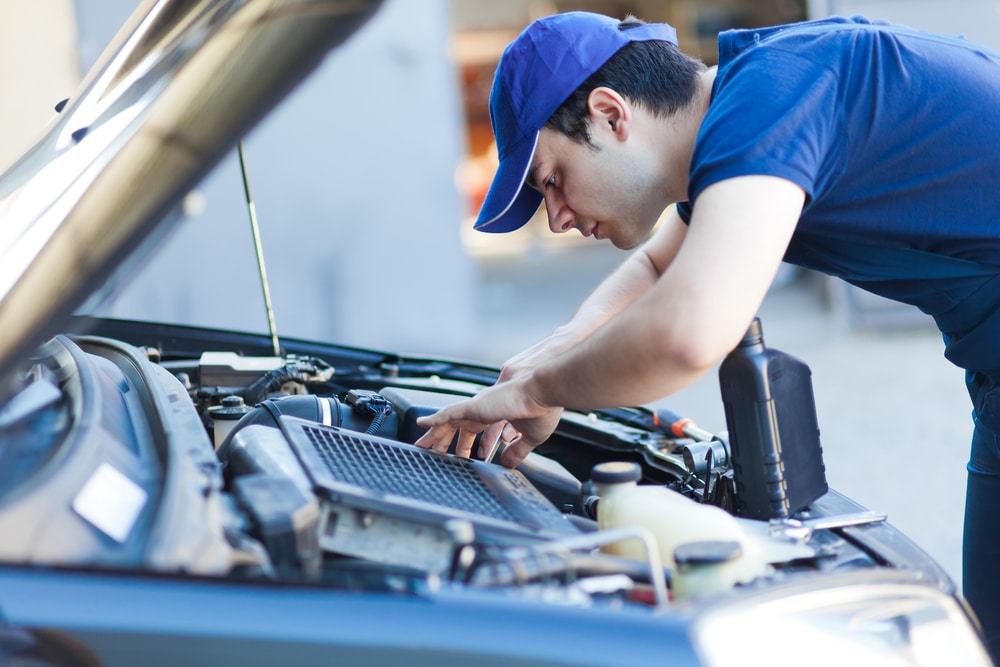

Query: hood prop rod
left=238, top=140, right=281, bottom=357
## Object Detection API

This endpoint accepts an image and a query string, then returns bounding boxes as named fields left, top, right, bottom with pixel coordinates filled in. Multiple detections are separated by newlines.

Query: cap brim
left=473, top=132, right=543, bottom=233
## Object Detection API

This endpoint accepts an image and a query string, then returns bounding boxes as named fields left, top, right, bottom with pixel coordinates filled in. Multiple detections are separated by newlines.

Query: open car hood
left=0, top=0, right=382, bottom=398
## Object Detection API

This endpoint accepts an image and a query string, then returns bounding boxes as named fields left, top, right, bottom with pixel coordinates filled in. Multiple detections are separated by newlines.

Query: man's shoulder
left=717, top=16, right=877, bottom=69
left=718, top=16, right=857, bottom=56
left=718, top=15, right=1000, bottom=71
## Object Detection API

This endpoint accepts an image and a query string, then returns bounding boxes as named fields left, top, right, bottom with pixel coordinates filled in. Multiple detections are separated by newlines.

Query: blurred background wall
left=73, top=0, right=478, bottom=357
left=0, top=2, right=78, bottom=171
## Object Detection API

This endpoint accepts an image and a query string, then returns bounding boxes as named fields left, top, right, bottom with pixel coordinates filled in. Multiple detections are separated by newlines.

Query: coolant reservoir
left=208, top=395, right=252, bottom=450
left=592, top=462, right=768, bottom=598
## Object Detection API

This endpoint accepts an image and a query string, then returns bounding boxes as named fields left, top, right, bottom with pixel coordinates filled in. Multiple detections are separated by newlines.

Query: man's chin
left=610, top=234, right=644, bottom=251
left=610, top=218, right=660, bottom=250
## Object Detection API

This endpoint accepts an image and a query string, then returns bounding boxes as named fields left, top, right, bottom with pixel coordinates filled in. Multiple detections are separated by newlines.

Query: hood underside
left=0, top=0, right=382, bottom=400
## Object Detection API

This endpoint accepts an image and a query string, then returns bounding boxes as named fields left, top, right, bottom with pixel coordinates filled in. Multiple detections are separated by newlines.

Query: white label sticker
left=72, top=462, right=148, bottom=543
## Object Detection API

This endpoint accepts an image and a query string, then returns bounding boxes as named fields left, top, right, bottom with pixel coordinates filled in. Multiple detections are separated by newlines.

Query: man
left=413, top=11, right=1000, bottom=654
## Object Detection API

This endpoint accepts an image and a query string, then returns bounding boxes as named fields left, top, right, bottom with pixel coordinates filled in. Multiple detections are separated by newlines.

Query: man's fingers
left=415, top=406, right=493, bottom=457
left=476, top=422, right=526, bottom=462
left=499, top=436, right=535, bottom=468
left=455, top=428, right=477, bottom=459
left=416, top=407, right=486, bottom=434
left=416, top=411, right=450, bottom=429
left=414, top=424, right=457, bottom=453
left=413, top=385, right=547, bottom=464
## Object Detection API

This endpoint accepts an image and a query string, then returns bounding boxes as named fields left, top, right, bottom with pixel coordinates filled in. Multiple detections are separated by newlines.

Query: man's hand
left=414, top=378, right=564, bottom=467
left=466, top=328, right=578, bottom=459
left=438, top=214, right=685, bottom=464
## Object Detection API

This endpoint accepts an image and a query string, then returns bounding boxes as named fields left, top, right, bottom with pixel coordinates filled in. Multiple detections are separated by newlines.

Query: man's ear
left=587, top=87, right=631, bottom=141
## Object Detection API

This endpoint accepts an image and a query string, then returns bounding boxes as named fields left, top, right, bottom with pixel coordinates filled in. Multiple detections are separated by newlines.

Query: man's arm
left=449, top=209, right=689, bottom=460
left=417, top=175, right=805, bottom=465
left=498, top=208, right=688, bottom=377
left=530, top=175, right=804, bottom=409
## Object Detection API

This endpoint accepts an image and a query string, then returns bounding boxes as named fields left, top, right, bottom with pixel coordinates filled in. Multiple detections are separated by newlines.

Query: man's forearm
left=556, top=250, right=658, bottom=339
left=528, top=284, right=711, bottom=413
left=527, top=177, right=805, bottom=413
left=555, top=211, right=686, bottom=342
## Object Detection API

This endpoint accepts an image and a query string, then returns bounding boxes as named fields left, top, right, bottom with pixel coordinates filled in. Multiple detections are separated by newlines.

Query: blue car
left=0, top=1, right=990, bottom=665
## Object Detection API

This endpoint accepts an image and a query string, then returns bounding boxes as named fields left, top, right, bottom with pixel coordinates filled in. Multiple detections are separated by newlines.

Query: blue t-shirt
left=679, top=16, right=1000, bottom=376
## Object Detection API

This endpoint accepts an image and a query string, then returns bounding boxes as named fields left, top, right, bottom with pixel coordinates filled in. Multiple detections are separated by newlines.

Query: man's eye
left=545, top=174, right=556, bottom=188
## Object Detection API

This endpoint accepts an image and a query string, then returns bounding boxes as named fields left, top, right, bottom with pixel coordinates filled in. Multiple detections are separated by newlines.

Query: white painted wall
left=808, top=0, right=1000, bottom=49
left=0, top=2, right=79, bottom=172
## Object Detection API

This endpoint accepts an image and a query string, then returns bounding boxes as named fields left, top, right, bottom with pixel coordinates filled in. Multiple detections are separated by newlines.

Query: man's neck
left=665, top=67, right=717, bottom=197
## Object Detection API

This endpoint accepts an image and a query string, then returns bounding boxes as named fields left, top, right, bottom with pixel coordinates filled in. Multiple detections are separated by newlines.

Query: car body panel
left=0, top=565, right=700, bottom=667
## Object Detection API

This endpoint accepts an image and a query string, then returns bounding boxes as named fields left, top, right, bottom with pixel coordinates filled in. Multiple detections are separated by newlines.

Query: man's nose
left=545, top=195, right=574, bottom=234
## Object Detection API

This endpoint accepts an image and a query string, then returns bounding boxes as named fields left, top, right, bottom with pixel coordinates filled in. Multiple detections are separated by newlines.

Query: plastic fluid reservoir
left=719, top=318, right=828, bottom=520
left=208, top=395, right=252, bottom=450
left=591, top=462, right=767, bottom=599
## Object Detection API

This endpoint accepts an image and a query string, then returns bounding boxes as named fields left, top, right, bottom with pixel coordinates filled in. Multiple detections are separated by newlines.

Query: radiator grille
left=301, top=424, right=516, bottom=522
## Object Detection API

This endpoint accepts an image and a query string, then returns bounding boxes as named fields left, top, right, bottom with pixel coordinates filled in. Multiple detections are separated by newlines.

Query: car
left=0, top=1, right=992, bottom=665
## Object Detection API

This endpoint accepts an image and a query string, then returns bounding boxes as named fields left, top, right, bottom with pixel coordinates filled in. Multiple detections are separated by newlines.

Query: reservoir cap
left=591, top=461, right=642, bottom=485
left=674, top=540, right=742, bottom=566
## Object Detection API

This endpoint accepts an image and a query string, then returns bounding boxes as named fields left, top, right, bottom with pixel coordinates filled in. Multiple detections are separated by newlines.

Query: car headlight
left=691, top=578, right=990, bottom=666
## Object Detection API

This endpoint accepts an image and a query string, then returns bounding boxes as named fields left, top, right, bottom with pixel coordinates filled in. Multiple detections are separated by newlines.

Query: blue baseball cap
left=474, top=12, right=678, bottom=233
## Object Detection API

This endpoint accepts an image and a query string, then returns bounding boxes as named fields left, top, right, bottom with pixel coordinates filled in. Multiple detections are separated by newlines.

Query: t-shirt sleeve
left=676, top=200, right=692, bottom=223
left=688, top=48, right=845, bottom=211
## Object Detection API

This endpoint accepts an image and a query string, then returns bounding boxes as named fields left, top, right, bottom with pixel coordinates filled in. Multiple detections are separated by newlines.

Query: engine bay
left=0, top=327, right=898, bottom=610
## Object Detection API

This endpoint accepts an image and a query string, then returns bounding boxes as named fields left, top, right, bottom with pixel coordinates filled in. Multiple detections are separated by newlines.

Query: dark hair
left=546, top=16, right=706, bottom=146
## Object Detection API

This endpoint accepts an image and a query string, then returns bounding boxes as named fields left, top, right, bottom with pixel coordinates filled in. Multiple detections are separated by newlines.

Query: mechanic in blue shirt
left=414, top=11, right=1000, bottom=654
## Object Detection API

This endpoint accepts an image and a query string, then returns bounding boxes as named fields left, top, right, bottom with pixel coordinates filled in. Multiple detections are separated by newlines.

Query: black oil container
left=719, top=318, right=828, bottom=520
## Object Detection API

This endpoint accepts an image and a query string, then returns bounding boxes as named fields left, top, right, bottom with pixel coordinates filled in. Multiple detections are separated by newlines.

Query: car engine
left=0, top=328, right=899, bottom=610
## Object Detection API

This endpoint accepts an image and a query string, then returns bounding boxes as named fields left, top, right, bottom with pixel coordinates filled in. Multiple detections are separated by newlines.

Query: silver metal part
left=319, top=505, right=454, bottom=574
left=483, top=430, right=503, bottom=464
left=636, top=437, right=689, bottom=471
left=238, top=140, right=280, bottom=357
left=444, top=519, right=477, bottom=581
left=483, top=432, right=521, bottom=464
left=574, top=574, right=635, bottom=596
left=770, top=510, right=888, bottom=542
left=679, top=439, right=730, bottom=476
left=318, top=393, right=332, bottom=426
left=516, top=526, right=671, bottom=610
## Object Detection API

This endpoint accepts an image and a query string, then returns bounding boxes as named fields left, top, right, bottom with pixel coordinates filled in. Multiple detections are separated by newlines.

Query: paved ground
left=471, top=239, right=970, bottom=586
